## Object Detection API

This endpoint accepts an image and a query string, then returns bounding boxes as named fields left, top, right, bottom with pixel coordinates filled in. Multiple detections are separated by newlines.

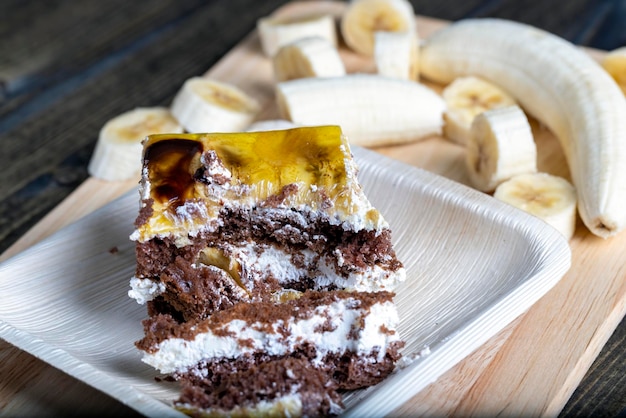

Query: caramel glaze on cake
left=129, top=126, right=406, bottom=417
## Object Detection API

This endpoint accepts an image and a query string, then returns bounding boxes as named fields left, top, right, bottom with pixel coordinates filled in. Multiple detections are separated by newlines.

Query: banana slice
left=341, top=0, right=416, bottom=56
left=442, top=76, right=517, bottom=145
left=374, top=30, right=419, bottom=80
left=601, top=47, right=626, bottom=95
left=246, top=119, right=299, bottom=132
left=88, top=107, right=183, bottom=181
left=276, top=73, right=444, bottom=147
left=466, top=105, right=537, bottom=192
left=257, top=14, right=337, bottom=57
left=170, top=77, right=260, bottom=134
left=272, top=36, right=346, bottom=82
left=494, top=172, right=577, bottom=240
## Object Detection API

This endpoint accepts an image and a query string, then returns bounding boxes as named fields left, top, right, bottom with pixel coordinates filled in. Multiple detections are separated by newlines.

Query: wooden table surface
left=1, top=0, right=625, bottom=416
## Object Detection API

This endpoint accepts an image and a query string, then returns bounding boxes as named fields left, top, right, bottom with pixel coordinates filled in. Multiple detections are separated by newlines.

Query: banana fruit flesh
left=466, top=105, right=537, bottom=192
left=170, top=77, right=260, bottom=134
left=246, top=119, right=298, bottom=132
left=341, top=0, right=416, bottom=56
left=374, top=30, right=419, bottom=80
left=275, top=73, right=445, bottom=147
left=494, top=173, right=577, bottom=240
left=601, top=47, right=626, bottom=95
left=272, top=36, right=346, bottom=82
left=442, top=76, right=517, bottom=145
left=257, top=14, right=337, bottom=57
left=420, top=18, right=626, bottom=239
left=88, top=107, right=183, bottom=181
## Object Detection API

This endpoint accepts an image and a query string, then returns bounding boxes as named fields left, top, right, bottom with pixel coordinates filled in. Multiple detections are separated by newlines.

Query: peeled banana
left=257, top=14, right=337, bottom=57
left=170, top=77, right=260, bottom=134
left=275, top=73, right=445, bottom=147
left=601, top=47, right=626, bottom=95
left=341, top=0, right=416, bottom=56
left=374, top=30, right=419, bottom=80
left=420, top=18, right=626, bottom=238
left=466, top=105, right=537, bottom=192
left=272, top=36, right=346, bottom=82
left=494, top=172, right=577, bottom=240
left=442, top=76, right=517, bottom=145
left=88, top=107, right=182, bottom=181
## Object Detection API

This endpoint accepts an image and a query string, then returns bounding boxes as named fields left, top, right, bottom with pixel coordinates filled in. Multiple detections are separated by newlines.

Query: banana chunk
left=273, top=36, right=346, bottom=82
left=88, top=107, right=183, bottom=181
left=257, top=14, right=337, bottom=57
left=494, top=173, right=577, bottom=240
left=466, top=105, right=537, bottom=192
left=341, top=0, right=416, bottom=56
left=170, top=77, right=260, bottom=134
left=442, top=76, right=517, bottom=145
left=276, top=74, right=445, bottom=147
left=246, top=119, right=299, bottom=132
left=374, top=30, right=420, bottom=80
left=601, top=47, right=626, bottom=95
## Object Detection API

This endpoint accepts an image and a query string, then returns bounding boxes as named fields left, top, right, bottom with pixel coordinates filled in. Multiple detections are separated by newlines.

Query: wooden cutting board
left=2, top=2, right=625, bottom=416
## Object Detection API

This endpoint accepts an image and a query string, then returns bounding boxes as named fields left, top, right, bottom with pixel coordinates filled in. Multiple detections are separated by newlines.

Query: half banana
left=275, top=74, right=445, bottom=147
left=442, top=76, right=517, bottom=145
left=257, top=14, right=337, bottom=57
left=88, top=107, right=183, bottom=181
left=601, top=47, right=626, bottom=95
left=420, top=18, right=626, bottom=238
left=374, top=30, right=419, bottom=80
left=272, top=36, right=346, bottom=82
left=466, top=105, right=537, bottom=192
left=170, top=77, right=260, bottom=134
left=341, top=0, right=416, bottom=56
left=494, top=172, right=577, bottom=240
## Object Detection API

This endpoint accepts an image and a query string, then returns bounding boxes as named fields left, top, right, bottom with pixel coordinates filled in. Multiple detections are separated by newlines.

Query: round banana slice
left=601, top=47, right=626, bottom=95
left=273, top=36, right=346, bottom=82
left=466, top=105, right=537, bottom=192
left=88, top=107, right=183, bottom=181
left=257, top=14, right=337, bottom=57
left=442, top=76, right=517, bottom=145
left=341, top=0, right=416, bottom=56
left=246, top=119, right=298, bottom=132
left=374, top=30, right=419, bottom=80
left=494, top=172, right=577, bottom=240
left=170, top=77, right=260, bottom=134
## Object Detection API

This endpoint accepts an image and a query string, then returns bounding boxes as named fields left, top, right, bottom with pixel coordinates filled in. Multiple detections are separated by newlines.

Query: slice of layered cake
left=129, top=125, right=406, bottom=416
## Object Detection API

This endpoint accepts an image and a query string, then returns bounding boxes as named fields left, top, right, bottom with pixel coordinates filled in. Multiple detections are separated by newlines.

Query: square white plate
left=0, top=146, right=571, bottom=417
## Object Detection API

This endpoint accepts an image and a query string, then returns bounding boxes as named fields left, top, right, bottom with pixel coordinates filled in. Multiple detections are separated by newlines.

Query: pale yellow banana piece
left=246, top=119, right=299, bottom=132
left=257, top=14, right=337, bottom=57
left=601, top=47, right=626, bottom=95
left=272, top=36, right=346, bottom=82
left=374, top=30, right=420, bottom=80
left=494, top=172, right=577, bottom=240
left=276, top=74, right=444, bottom=147
left=341, top=0, right=416, bottom=56
left=170, top=77, right=260, bottom=134
left=88, top=107, right=182, bottom=181
left=420, top=18, right=626, bottom=238
left=466, top=105, right=537, bottom=192
left=442, top=76, right=517, bottom=145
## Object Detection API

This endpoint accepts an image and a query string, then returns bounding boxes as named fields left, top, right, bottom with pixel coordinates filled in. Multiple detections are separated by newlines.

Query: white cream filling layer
left=142, top=299, right=400, bottom=374
left=128, top=277, right=165, bottom=304
left=177, top=393, right=305, bottom=417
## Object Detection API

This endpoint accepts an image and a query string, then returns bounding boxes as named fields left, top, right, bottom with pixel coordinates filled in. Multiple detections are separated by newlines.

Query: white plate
left=0, top=146, right=571, bottom=417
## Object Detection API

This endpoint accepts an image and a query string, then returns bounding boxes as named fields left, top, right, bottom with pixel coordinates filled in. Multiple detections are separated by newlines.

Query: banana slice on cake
left=257, top=14, right=337, bottom=57
left=341, top=0, right=416, bottom=56
left=442, top=76, right=517, bottom=145
left=88, top=107, right=183, bottom=181
left=273, top=36, right=346, bottom=82
left=374, top=30, right=419, bottom=80
left=466, top=105, right=537, bottom=192
left=246, top=119, right=299, bottom=132
left=170, top=77, right=260, bottom=133
left=494, top=172, right=577, bottom=240
left=601, top=47, right=626, bottom=95
left=276, top=73, right=444, bottom=147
